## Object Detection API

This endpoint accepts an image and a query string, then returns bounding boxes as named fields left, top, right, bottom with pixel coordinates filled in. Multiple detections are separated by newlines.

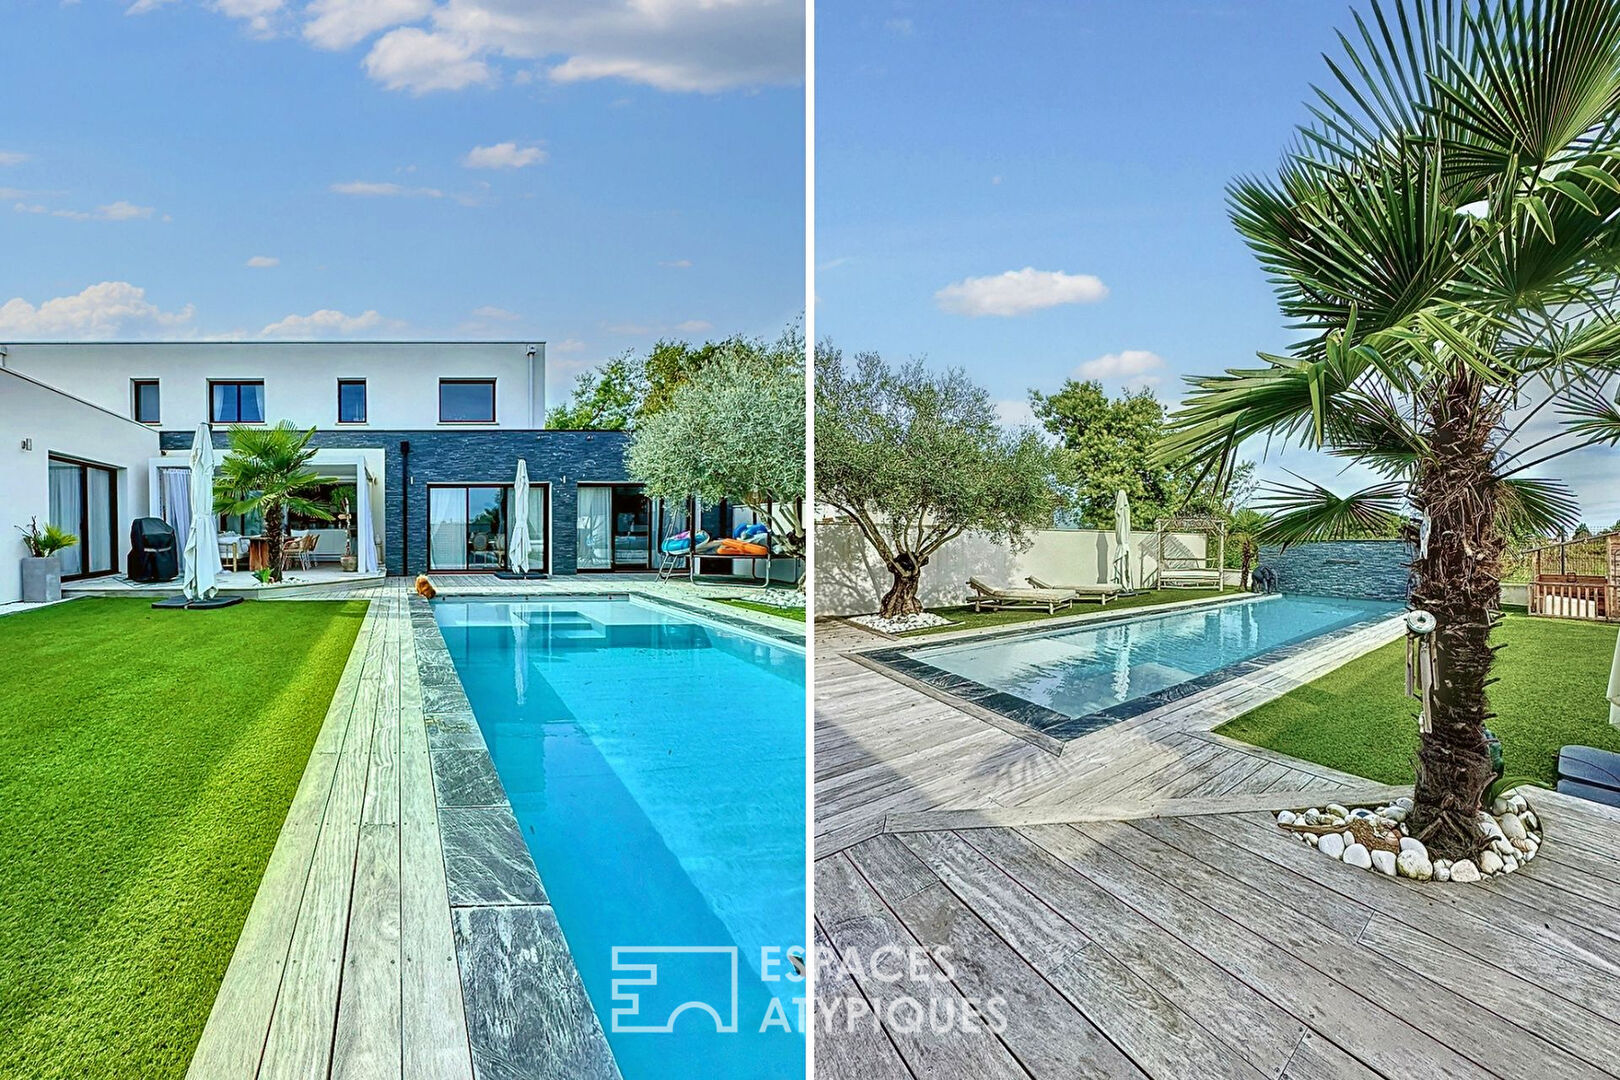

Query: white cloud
left=212, top=0, right=286, bottom=36
left=885, top=17, right=914, bottom=35
left=330, top=179, right=444, bottom=197
left=462, top=141, right=546, bottom=169
left=125, top=0, right=179, bottom=13
left=673, top=319, right=712, bottom=333
left=470, top=304, right=520, bottom=320
left=14, top=199, right=156, bottom=221
left=935, top=267, right=1109, bottom=317
left=995, top=398, right=1036, bottom=428
left=0, top=151, right=28, bottom=166
left=304, top=0, right=432, bottom=50
left=351, top=0, right=801, bottom=95
left=259, top=308, right=394, bottom=338
left=96, top=200, right=154, bottom=221
left=246, top=255, right=280, bottom=268
left=0, top=281, right=194, bottom=337
left=659, top=258, right=693, bottom=268
left=364, top=26, right=494, bottom=93
left=1076, top=350, right=1165, bottom=383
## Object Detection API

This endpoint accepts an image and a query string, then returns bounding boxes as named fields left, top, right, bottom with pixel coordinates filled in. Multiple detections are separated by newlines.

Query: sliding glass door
left=577, top=484, right=652, bottom=571
left=48, top=457, right=116, bottom=579
left=576, top=485, right=613, bottom=570
left=429, top=483, right=550, bottom=572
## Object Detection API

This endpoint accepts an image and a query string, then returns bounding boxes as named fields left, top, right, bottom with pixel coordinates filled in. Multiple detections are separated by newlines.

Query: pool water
left=907, top=594, right=1401, bottom=722
left=435, top=598, right=805, bottom=1080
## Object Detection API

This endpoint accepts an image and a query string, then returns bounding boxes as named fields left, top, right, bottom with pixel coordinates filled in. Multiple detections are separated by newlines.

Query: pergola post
left=1217, top=526, right=1226, bottom=592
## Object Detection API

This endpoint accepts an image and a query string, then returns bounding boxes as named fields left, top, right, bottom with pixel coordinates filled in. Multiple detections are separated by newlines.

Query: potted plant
left=16, top=517, right=78, bottom=602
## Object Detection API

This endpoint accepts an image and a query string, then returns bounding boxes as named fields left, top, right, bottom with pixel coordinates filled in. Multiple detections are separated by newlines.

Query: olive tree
left=816, top=346, right=1059, bottom=617
left=625, top=354, right=807, bottom=572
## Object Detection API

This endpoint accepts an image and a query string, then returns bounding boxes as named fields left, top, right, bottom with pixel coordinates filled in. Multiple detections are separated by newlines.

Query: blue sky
left=818, top=0, right=1620, bottom=529
left=0, top=0, right=803, bottom=402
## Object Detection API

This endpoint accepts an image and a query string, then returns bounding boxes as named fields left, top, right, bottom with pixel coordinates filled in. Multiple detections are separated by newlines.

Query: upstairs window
left=133, top=380, right=160, bottom=424
left=210, top=380, right=265, bottom=424
left=337, top=379, right=367, bottom=424
left=439, top=379, right=496, bottom=423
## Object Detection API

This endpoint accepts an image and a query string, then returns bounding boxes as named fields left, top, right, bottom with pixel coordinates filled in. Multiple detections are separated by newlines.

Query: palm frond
left=1559, top=381, right=1620, bottom=442
left=1493, top=475, right=1582, bottom=535
left=1253, top=476, right=1408, bottom=547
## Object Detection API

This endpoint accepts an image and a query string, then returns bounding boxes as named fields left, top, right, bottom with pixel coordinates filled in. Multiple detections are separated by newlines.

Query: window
left=132, top=380, right=160, bottom=424
left=210, top=380, right=265, bottom=423
left=439, top=379, right=496, bottom=423
left=337, top=379, right=367, bottom=423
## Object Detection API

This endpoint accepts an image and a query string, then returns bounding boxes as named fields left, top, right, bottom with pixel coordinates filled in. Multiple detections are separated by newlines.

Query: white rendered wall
left=0, top=369, right=159, bottom=603
left=814, top=522, right=1213, bottom=617
left=0, top=341, right=546, bottom=431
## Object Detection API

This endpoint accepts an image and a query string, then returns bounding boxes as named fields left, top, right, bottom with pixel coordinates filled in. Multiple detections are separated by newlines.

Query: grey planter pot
left=21, top=555, right=62, bottom=603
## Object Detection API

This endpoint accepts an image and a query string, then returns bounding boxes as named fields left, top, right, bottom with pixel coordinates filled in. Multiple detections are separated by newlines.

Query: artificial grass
left=716, top=597, right=807, bottom=622
left=1216, top=613, right=1620, bottom=787
left=900, top=588, right=1231, bottom=636
left=0, top=596, right=367, bottom=1080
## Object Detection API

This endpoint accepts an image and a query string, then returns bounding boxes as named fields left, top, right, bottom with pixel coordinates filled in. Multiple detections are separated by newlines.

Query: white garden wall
left=814, top=521, right=1211, bottom=617
left=1, top=369, right=159, bottom=603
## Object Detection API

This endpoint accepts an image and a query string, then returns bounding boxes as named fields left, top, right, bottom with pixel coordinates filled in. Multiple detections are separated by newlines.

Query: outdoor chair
left=282, top=533, right=317, bottom=571
left=965, top=576, right=1077, bottom=614
left=1024, top=576, right=1122, bottom=605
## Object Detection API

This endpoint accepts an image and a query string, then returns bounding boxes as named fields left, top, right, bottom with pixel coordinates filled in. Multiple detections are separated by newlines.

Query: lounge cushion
left=1558, top=745, right=1620, bottom=791
left=1557, top=777, right=1620, bottom=808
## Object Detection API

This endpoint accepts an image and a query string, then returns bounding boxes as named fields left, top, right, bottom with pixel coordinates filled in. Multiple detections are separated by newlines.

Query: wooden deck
left=814, top=613, right=1620, bottom=1078
left=185, top=574, right=795, bottom=1080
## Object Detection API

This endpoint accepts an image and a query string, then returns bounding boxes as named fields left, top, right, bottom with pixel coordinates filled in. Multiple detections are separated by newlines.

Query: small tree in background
left=816, top=347, right=1059, bottom=618
left=626, top=353, right=807, bottom=577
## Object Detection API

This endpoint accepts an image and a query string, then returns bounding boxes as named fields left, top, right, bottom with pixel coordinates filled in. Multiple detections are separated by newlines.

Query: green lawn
left=1217, top=614, right=1620, bottom=787
left=900, top=588, right=1231, bottom=636
left=716, top=597, right=807, bottom=622
left=0, top=597, right=367, bottom=1080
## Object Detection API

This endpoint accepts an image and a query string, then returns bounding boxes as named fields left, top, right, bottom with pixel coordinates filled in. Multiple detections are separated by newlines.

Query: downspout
left=400, top=439, right=411, bottom=576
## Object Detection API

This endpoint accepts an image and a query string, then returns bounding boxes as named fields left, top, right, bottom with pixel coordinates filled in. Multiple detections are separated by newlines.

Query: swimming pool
left=874, top=593, right=1402, bottom=741
left=434, top=597, right=805, bottom=1080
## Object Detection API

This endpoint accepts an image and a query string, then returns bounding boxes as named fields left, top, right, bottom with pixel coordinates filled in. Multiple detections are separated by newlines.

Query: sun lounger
left=1159, top=567, right=1223, bottom=588
left=1024, top=576, right=1122, bottom=605
left=965, top=576, right=1077, bottom=614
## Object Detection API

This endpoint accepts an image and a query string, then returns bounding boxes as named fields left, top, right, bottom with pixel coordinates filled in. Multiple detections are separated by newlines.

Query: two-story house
left=0, top=341, right=667, bottom=603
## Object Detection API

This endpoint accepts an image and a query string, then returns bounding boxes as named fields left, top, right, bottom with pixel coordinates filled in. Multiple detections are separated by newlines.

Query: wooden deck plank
left=817, top=853, right=1033, bottom=1078
left=812, top=922, right=914, bottom=1080
left=914, top=827, right=1306, bottom=1079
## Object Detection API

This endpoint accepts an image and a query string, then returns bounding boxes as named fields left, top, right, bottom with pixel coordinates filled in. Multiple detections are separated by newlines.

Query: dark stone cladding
left=160, top=427, right=631, bottom=576
left=1258, top=539, right=1414, bottom=602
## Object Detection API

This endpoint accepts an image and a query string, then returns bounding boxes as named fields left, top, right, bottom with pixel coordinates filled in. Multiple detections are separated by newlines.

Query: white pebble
left=1502, top=856, right=1519, bottom=873
left=1499, top=813, right=1527, bottom=841
left=1318, top=833, right=1345, bottom=859
left=1395, top=796, right=1414, bottom=810
left=1343, top=843, right=1372, bottom=869
left=1397, top=850, right=1433, bottom=880
left=1370, top=849, right=1397, bottom=876
left=1326, top=803, right=1350, bottom=819
left=1451, top=860, right=1481, bottom=883
left=1305, top=833, right=1318, bottom=847
left=1399, top=837, right=1428, bottom=857
left=1434, top=862, right=1451, bottom=882
left=1277, top=810, right=1297, bottom=826
left=1491, top=797, right=1512, bottom=816
left=1479, top=849, right=1504, bottom=874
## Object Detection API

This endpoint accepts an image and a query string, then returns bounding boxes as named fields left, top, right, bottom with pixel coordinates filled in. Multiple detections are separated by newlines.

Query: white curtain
left=526, top=486, right=546, bottom=570
left=356, top=466, right=379, bottom=573
left=48, top=462, right=83, bottom=577
left=161, top=468, right=191, bottom=560
left=430, top=488, right=467, bottom=570
left=577, top=486, right=612, bottom=569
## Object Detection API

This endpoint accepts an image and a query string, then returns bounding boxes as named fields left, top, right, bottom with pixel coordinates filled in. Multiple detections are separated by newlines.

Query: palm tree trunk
left=879, top=551, right=927, bottom=618
left=265, top=503, right=285, bottom=584
left=1406, top=380, right=1503, bottom=861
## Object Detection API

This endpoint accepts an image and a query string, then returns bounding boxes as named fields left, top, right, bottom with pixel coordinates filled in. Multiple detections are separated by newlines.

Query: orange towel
left=717, top=539, right=769, bottom=557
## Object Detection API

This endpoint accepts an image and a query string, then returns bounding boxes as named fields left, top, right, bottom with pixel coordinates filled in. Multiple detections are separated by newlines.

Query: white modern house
left=2, top=340, right=795, bottom=605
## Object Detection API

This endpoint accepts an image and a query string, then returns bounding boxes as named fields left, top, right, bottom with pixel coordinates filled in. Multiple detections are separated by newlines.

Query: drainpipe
left=400, top=439, right=411, bottom=576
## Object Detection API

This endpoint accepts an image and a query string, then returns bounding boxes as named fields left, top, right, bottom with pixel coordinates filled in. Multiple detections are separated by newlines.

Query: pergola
left=1151, top=514, right=1227, bottom=591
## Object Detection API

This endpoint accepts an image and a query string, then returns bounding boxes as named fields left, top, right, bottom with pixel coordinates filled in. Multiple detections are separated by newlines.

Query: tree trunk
left=1406, top=379, right=1502, bottom=862
left=1240, top=549, right=1254, bottom=590
left=265, top=503, right=285, bottom=584
left=879, top=551, right=927, bottom=618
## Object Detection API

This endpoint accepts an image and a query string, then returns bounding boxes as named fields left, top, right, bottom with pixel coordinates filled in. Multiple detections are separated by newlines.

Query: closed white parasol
left=183, top=423, right=222, bottom=601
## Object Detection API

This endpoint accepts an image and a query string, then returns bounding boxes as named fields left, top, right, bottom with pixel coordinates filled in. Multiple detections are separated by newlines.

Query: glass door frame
left=47, top=454, right=119, bottom=581
left=425, top=481, right=551, bottom=574
left=576, top=482, right=653, bottom=572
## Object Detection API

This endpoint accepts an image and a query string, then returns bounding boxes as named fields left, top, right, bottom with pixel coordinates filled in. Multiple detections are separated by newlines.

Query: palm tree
left=214, top=423, right=332, bottom=583
left=1228, top=508, right=1266, bottom=590
left=1160, top=0, right=1620, bottom=859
